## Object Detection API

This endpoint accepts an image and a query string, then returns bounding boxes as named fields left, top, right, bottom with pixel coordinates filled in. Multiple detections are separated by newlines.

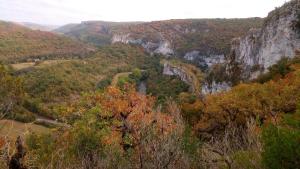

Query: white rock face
left=112, top=34, right=174, bottom=55
left=154, top=41, right=174, bottom=55
left=201, top=81, right=231, bottom=95
left=231, top=1, right=300, bottom=78
left=258, top=13, right=300, bottom=69
left=184, top=50, right=226, bottom=69
left=203, top=55, right=226, bottom=67
left=111, top=34, right=132, bottom=43
left=184, top=51, right=200, bottom=61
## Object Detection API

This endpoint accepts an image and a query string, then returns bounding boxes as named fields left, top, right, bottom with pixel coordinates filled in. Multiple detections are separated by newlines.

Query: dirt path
left=111, top=72, right=132, bottom=86
left=35, top=115, right=67, bottom=127
left=0, top=116, right=67, bottom=141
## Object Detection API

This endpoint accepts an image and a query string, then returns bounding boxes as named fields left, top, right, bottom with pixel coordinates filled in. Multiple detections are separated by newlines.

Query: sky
left=0, top=0, right=288, bottom=26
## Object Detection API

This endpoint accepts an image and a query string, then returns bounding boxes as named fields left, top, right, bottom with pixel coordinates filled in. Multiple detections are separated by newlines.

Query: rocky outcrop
left=163, top=62, right=201, bottom=94
left=230, top=0, right=300, bottom=79
left=111, top=34, right=132, bottom=44
left=153, top=41, right=174, bottom=55
left=112, top=34, right=174, bottom=55
left=184, top=51, right=226, bottom=69
left=163, top=63, right=194, bottom=86
left=201, top=81, right=231, bottom=95
left=163, top=62, right=231, bottom=95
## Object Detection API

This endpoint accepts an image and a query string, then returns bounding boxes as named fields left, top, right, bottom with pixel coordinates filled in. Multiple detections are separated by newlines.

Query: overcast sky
left=0, top=0, right=288, bottom=26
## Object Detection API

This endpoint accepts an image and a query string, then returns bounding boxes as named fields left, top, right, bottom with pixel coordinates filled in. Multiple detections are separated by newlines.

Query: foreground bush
left=194, top=63, right=300, bottom=136
left=0, top=64, right=25, bottom=119
left=24, top=85, right=201, bottom=168
left=262, top=102, right=300, bottom=169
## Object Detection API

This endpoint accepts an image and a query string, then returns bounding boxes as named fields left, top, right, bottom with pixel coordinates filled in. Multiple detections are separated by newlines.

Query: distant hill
left=55, top=18, right=263, bottom=60
left=55, top=21, right=141, bottom=46
left=0, top=21, right=95, bottom=63
left=17, top=22, right=59, bottom=31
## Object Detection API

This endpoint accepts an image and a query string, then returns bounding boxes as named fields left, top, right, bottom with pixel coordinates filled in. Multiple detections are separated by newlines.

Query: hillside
left=6, top=44, right=185, bottom=119
left=17, top=22, right=59, bottom=31
left=1, top=1, right=300, bottom=169
left=55, top=21, right=141, bottom=46
left=56, top=18, right=263, bottom=65
left=112, top=18, right=263, bottom=55
left=0, top=21, right=94, bottom=63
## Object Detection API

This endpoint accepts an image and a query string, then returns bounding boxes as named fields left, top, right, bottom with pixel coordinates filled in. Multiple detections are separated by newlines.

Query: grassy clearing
left=11, top=59, right=72, bottom=71
left=0, top=120, right=50, bottom=141
left=11, top=62, right=35, bottom=70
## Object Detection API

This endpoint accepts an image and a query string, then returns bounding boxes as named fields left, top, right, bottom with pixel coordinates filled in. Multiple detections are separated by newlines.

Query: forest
left=0, top=0, right=300, bottom=168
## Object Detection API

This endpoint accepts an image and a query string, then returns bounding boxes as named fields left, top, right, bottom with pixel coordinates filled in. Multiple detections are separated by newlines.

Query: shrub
left=0, top=64, right=24, bottom=116
left=256, top=56, right=300, bottom=83
left=262, top=102, right=300, bottom=169
left=231, top=150, right=263, bottom=169
left=97, top=78, right=112, bottom=89
left=5, top=105, right=36, bottom=123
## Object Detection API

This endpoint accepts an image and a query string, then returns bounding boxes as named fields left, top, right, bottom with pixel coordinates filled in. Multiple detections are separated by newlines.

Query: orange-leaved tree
left=27, top=84, right=191, bottom=169
left=194, top=63, right=300, bottom=137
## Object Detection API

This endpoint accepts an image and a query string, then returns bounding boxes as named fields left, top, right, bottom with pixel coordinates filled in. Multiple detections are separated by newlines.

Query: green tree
left=262, top=102, right=300, bottom=169
left=0, top=64, right=24, bottom=116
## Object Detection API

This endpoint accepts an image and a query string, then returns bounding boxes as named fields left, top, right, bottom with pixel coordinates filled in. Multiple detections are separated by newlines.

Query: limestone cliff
left=56, top=18, right=262, bottom=69
left=112, top=34, right=174, bottom=55
left=110, top=18, right=262, bottom=67
left=229, top=0, right=300, bottom=79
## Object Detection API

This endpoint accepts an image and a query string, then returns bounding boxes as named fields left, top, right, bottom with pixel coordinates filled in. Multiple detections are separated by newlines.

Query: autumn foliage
left=65, top=85, right=178, bottom=148
left=0, top=21, right=93, bottom=63
left=194, top=63, right=300, bottom=136
left=25, top=84, right=191, bottom=168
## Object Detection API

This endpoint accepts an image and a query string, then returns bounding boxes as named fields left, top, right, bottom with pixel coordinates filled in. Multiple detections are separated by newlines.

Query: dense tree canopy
left=0, top=65, right=24, bottom=117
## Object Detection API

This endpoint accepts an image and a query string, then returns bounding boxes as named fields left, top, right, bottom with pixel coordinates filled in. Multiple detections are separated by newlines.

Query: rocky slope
left=229, top=0, right=300, bottom=79
left=55, top=21, right=140, bottom=46
left=56, top=19, right=263, bottom=67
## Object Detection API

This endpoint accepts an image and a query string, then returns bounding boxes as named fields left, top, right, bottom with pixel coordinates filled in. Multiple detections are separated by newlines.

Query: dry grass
left=11, top=59, right=72, bottom=71
left=0, top=120, right=50, bottom=142
left=10, top=62, right=35, bottom=70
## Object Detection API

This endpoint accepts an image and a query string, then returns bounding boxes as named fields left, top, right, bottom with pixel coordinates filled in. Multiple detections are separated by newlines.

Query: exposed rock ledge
left=112, top=34, right=174, bottom=55
left=163, top=62, right=201, bottom=94
left=184, top=50, right=226, bottom=69
left=201, top=81, right=231, bottom=95
left=230, top=0, right=300, bottom=79
left=163, top=62, right=230, bottom=95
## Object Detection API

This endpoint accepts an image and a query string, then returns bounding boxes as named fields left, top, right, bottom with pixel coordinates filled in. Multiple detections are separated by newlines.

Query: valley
left=0, top=0, right=300, bottom=168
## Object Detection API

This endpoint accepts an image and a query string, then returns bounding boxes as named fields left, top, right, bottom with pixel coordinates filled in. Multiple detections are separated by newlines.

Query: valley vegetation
left=0, top=1, right=300, bottom=168
left=1, top=55, right=299, bottom=169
